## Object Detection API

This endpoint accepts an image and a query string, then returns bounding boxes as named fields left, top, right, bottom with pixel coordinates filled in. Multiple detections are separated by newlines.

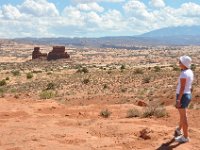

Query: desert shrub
left=191, top=64, right=196, bottom=71
left=47, top=72, right=52, bottom=75
left=11, top=70, right=20, bottom=76
left=46, top=82, right=55, bottom=90
left=127, top=108, right=141, bottom=118
left=39, top=90, right=55, bottom=99
left=188, top=103, right=194, bottom=109
left=99, top=66, right=104, bottom=70
left=100, top=109, right=111, bottom=118
left=153, top=106, right=167, bottom=118
left=5, top=77, right=9, bottom=80
left=0, top=79, right=6, bottom=86
left=142, top=103, right=167, bottom=118
left=32, top=70, right=43, bottom=74
left=0, top=88, right=5, bottom=97
left=77, top=67, right=88, bottom=73
left=134, top=68, right=143, bottom=74
left=143, top=76, right=151, bottom=83
left=172, top=65, right=180, bottom=71
left=121, top=88, right=127, bottom=93
left=74, top=64, right=82, bottom=69
left=14, top=94, right=19, bottom=99
left=103, top=84, right=108, bottom=89
left=154, top=66, right=161, bottom=72
left=120, top=64, right=126, bottom=70
left=26, top=72, right=33, bottom=79
left=82, top=78, right=90, bottom=84
left=107, top=70, right=112, bottom=74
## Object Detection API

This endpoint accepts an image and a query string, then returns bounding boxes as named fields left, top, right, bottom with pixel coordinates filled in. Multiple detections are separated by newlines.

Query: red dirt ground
left=0, top=97, right=200, bottom=150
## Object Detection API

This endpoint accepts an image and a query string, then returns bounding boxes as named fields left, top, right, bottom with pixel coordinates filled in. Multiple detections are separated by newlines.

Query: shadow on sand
left=156, top=138, right=183, bottom=150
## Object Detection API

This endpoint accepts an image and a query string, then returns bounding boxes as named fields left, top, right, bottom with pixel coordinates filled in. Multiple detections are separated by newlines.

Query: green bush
left=143, top=76, right=151, bottom=83
left=191, top=64, right=196, bottom=71
left=26, top=72, right=33, bottom=79
left=0, top=88, right=5, bottom=97
left=100, top=109, right=111, bottom=118
left=103, top=84, right=108, bottom=89
left=121, top=88, right=127, bottom=93
left=172, top=65, right=180, bottom=71
left=0, top=79, right=6, bottom=86
left=154, top=66, right=161, bottom=72
left=82, top=78, right=90, bottom=84
left=120, top=64, right=126, bottom=70
left=77, top=67, right=89, bottom=73
left=11, top=70, right=20, bottom=76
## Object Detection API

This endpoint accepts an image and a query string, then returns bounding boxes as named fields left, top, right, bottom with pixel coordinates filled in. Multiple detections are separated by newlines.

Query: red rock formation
left=32, top=47, right=47, bottom=59
left=47, top=46, right=70, bottom=61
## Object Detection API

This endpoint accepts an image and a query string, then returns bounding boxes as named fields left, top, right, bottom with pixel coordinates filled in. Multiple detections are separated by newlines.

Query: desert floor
left=0, top=42, right=200, bottom=150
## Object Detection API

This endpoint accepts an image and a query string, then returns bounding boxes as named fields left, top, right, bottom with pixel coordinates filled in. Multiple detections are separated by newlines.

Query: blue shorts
left=176, top=94, right=192, bottom=108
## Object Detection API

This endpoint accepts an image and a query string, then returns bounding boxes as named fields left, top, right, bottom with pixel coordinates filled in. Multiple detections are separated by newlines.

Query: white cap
left=179, top=55, right=192, bottom=68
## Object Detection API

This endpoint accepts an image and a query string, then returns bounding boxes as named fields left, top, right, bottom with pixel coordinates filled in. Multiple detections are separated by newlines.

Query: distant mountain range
left=12, top=26, right=200, bottom=48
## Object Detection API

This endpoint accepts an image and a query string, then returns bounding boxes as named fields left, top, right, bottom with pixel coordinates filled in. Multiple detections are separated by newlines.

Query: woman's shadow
left=156, top=138, right=182, bottom=150
left=156, top=132, right=184, bottom=150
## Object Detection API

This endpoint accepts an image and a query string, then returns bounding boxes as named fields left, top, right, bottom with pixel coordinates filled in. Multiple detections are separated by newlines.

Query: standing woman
left=175, top=55, right=194, bottom=143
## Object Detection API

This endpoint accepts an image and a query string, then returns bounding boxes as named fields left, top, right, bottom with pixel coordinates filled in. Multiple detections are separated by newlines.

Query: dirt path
left=0, top=98, right=199, bottom=150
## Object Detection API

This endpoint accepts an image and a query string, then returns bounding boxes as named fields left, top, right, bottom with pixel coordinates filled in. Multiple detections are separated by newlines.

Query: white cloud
left=1, top=0, right=200, bottom=38
left=19, top=0, right=59, bottom=17
left=123, top=0, right=146, bottom=12
left=73, top=0, right=125, bottom=3
left=149, top=0, right=165, bottom=8
left=178, top=2, right=200, bottom=17
left=2, top=4, right=21, bottom=19
left=77, top=3, right=104, bottom=12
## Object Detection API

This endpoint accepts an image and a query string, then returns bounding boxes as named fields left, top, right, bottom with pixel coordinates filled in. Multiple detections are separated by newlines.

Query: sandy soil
left=0, top=98, right=199, bottom=150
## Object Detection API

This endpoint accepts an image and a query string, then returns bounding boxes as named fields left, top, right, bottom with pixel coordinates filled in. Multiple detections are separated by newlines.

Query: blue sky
left=0, top=0, right=200, bottom=38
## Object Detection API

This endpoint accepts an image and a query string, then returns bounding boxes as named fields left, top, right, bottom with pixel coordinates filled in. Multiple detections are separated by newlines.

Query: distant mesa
left=47, top=46, right=70, bottom=61
left=32, top=46, right=70, bottom=60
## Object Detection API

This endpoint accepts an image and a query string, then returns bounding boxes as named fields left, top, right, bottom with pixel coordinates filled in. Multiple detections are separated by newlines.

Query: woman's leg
left=179, top=108, right=188, bottom=138
left=178, top=109, right=183, bottom=130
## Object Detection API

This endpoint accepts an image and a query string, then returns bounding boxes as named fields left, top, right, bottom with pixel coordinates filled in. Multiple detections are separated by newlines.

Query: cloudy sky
left=0, top=0, right=200, bottom=38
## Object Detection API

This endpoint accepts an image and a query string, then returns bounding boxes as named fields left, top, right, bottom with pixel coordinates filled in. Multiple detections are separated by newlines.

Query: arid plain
left=0, top=41, right=200, bottom=150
